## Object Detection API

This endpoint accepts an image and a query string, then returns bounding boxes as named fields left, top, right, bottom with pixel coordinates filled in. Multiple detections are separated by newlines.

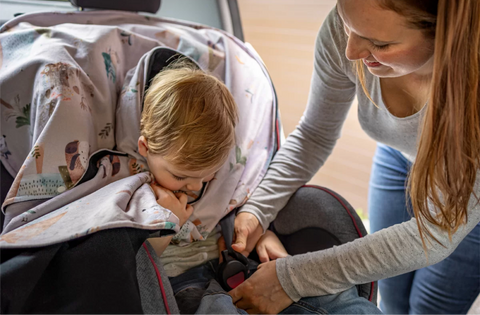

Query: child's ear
left=138, top=136, right=149, bottom=158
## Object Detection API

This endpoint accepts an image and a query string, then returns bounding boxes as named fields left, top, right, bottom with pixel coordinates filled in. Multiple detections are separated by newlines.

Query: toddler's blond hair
left=140, top=60, right=238, bottom=171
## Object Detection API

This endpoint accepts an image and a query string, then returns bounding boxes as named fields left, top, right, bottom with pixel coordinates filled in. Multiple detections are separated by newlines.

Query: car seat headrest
left=69, top=0, right=161, bottom=13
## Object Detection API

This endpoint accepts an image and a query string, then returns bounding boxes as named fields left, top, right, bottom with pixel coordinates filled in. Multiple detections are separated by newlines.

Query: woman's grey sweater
left=239, top=8, right=480, bottom=302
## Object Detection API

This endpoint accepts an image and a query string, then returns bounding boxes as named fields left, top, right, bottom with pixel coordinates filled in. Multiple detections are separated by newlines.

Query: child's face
left=138, top=136, right=222, bottom=192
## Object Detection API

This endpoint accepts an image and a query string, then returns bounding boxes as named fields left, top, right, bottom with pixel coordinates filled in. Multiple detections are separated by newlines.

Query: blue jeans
left=169, top=259, right=381, bottom=314
left=368, top=143, right=480, bottom=314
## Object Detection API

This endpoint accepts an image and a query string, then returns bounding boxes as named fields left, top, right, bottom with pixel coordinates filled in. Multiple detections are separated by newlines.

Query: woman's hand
left=255, top=230, right=289, bottom=263
left=232, top=212, right=264, bottom=257
left=150, top=182, right=193, bottom=226
left=229, top=260, right=294, bottom=314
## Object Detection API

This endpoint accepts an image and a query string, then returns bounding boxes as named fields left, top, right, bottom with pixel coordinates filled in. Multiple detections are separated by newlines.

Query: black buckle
left=216, top=249, right=249, bottom=291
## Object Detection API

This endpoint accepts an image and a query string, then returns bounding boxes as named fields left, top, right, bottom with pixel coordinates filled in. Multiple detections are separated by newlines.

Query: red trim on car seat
left=369, top=276, right=374, bottom=302
left=276, top=119, right=281, bottom=149
left=303, top=185, right=363, bottom=237
left=302, top=185, right=375, bottom=302
left=143, top=243, right=172, bottom=315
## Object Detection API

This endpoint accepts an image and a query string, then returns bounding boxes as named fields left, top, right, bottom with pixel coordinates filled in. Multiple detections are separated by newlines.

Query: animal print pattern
left=0, top=135, right=11, bottom=159
left=64, top=140, right=89, bottom=185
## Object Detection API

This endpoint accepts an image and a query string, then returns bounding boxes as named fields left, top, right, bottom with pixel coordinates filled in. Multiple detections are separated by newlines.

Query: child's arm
left=148, top=182, right=194, bottom=257
left=255, top=230, right=289, bottom=263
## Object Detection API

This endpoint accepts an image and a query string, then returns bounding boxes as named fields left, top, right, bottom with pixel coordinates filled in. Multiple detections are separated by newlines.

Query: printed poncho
left=0, top=10, right=276, bottom=248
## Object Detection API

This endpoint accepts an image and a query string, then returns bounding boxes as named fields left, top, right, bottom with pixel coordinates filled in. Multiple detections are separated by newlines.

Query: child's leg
left=169, top=259, right=246, bottom=314
left=170, top=258, right=380, bottom=314
left=280, top=287, right=382, bottom=314
left=168, top=259, right=216, bottom=314
left=195, top=279, right=247, bottom=314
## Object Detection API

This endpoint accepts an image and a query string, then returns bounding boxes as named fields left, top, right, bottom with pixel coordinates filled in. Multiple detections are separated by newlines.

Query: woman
left=229, top=0, right=480, bottom=314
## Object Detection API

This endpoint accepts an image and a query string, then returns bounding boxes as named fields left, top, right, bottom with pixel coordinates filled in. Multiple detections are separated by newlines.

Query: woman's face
left=337, top=0, right=435, bottom=78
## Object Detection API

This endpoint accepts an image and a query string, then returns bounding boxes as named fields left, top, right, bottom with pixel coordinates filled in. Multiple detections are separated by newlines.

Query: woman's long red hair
left=358, top=0, right=480, bottom=248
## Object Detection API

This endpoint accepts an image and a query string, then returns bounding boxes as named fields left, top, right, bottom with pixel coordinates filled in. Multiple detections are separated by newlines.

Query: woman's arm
left=230, top=185, right=480, bottom=312
left=277, top=192, right=480, bottom=300
left=238, top=8, right=356, bottom=231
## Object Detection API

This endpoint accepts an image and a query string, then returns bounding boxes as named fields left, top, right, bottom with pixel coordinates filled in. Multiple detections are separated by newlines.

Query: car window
left=0, top=0, right=223, bottom=30
left=153, top=0, right=223, bottom=30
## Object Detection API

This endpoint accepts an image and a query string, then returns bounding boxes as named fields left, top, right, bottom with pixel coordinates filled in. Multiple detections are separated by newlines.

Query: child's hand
left=150, top=182, right=193, bottom=227
left=255, top=230, right=289, bottom=263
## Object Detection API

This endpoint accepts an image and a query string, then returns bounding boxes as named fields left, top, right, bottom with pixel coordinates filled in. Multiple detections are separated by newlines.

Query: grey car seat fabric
left=272, top=185, right=377, bottom=304
left=137, top=240, right=180, bottom=314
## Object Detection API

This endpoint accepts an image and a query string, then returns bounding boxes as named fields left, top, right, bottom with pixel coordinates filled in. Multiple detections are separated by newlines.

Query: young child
left=137, top=60, right=289, bottom=300
left=137, top=60, right=237, bottom=255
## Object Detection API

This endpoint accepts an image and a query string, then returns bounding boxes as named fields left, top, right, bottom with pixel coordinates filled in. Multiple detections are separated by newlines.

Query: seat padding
left=273, top=186, right=368, bottom=244
left=272, top=186, right=377, bottom=304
